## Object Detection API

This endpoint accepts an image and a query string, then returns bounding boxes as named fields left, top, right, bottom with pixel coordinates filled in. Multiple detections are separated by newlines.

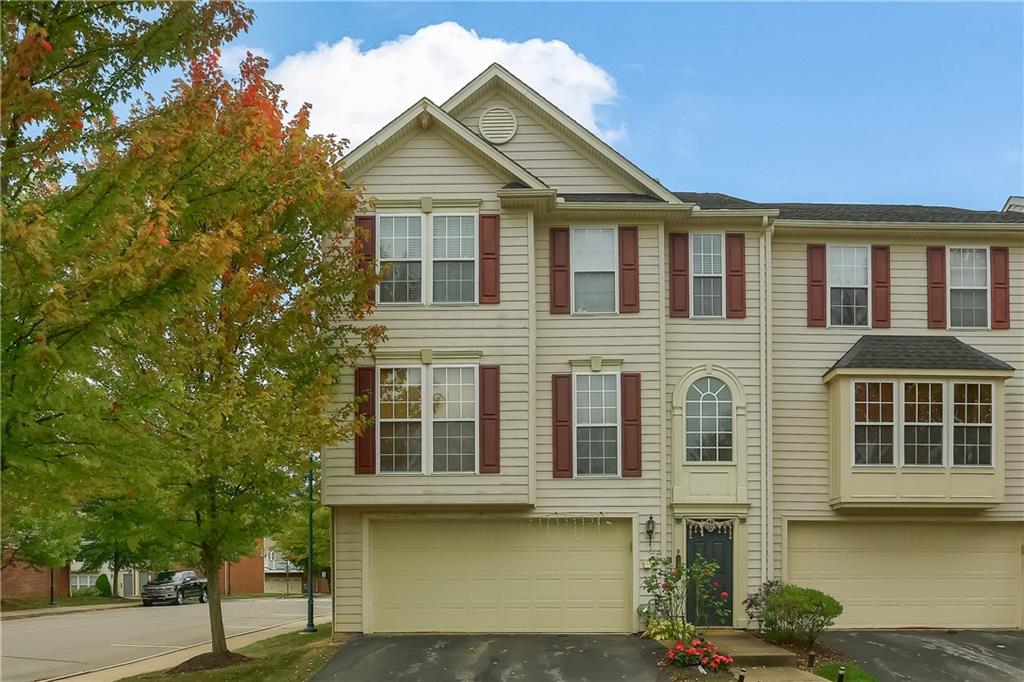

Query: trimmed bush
left=761, top=584, right=842, bottom=649
left=94, top=573, right=112, bottom=597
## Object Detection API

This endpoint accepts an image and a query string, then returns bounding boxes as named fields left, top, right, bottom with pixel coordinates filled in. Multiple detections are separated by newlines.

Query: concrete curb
left=1, top=602, right=139, bottom=621
left=41, top=614, right=333, bottom=682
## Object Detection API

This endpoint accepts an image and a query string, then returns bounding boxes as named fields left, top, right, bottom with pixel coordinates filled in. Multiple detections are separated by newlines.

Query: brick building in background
left=1, top=551, right=71, bottom=600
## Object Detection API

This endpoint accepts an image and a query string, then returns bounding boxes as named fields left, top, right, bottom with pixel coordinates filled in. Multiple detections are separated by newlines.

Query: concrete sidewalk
left=1, top=602, right=139, bottom=621
left=47, top=614, right=332, bottom=681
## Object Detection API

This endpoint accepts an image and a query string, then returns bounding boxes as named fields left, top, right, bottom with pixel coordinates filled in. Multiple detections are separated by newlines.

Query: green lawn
left=815, top=662, right=879, bottom=682
left=123, top=629, right=339, bottom=682
left=1, top=594, right=135, bottom=612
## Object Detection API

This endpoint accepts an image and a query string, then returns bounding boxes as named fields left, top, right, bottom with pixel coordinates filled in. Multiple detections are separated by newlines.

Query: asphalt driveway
left=312, top=634, right=671, bottom=682
left=822, top=630, right=1024, bottom=682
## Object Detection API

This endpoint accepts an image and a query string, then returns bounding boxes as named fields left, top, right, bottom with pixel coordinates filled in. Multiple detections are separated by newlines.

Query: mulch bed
left=166, top=651, right=252, bottom=675
left=749, top=631, right=847, bottom=671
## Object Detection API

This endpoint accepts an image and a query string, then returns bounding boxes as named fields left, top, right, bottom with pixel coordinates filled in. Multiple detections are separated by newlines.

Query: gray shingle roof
left=673, top=192, right=1024, bottom=224
left=828, top=336, right=1014, bottom=374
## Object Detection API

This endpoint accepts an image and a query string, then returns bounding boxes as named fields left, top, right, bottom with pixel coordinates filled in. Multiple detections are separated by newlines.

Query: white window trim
left=375, top=363, right=479, bottom=476
left=571, top=369, right=622, bottom=478
left=826, top=244, right=872, bottom=329
left=375, top=212, right=480, bottom=307
left=682, top=377, right=736, bottom=465
left=850, top=380, right=896, bottom=467
left=950, top=380, right=996, bottom=468
left=946, top=245, right=991, bottom=330
left=570, top=225, right=619, bottom=315
left=430, top=212, right=479, bottom=306
left=899, top=380, right=945, bottom=468
left=848, top=378, right=997, bottom=470
left=689, top=232, right=726, bottom=319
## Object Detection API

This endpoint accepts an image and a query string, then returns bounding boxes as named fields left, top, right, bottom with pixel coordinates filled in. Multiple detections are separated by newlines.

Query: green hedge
left=761, top=584, right=842, bottom=649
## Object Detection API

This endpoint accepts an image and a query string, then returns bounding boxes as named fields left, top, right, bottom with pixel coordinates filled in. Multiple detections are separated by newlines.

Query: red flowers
left=660, top=581, right=670, bottom=590
left=660, top=638, right=734, bottom=672
left=712, top=581, right=721, bottom=587
left=720, top=591, right=729, bottom=599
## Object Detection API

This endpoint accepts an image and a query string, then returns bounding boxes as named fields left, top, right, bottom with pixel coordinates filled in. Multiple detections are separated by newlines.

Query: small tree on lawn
left=112, top=53, right=382, bottom=655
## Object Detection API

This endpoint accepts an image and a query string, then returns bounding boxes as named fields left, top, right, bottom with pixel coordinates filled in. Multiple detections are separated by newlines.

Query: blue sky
left=219, top=2, right=1022, bottom=210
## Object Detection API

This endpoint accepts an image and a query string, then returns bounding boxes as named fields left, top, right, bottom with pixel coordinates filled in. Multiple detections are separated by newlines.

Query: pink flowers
left=721, top=591, right=729, bottom=599
left=661, top=581, right=670, bottom=590
left=660, top=637, right=734, bottom=672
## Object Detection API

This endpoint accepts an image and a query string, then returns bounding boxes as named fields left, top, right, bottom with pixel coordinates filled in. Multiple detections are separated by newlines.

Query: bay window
left=850, top=379, right=996, bottom=468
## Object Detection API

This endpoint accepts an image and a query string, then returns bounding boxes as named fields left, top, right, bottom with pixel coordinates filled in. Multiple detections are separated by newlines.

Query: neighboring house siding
left=664, top=225, right=765, bottom=597
left=459, top=95, right=641, bottom=194
left=770, top=235, right=1024, bottom=576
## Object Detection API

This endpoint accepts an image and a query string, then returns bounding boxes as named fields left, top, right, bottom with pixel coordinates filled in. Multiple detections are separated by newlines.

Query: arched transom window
left=685, top=378, right=733, bottom=462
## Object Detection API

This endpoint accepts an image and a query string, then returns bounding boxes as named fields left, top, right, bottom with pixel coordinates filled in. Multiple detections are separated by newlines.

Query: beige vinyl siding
left=534, top=223, right=665, bottom=612
left=352, top=128, right=506, bottom=211
left=664, top=227, right=765, bottom=594
left=321, top=211, right=532, bottom=506
left=771, top=236, right=1024, bottom=576
left=332, top=509, right=362, bottom=631
left=460, top=96, right=642, bottom=194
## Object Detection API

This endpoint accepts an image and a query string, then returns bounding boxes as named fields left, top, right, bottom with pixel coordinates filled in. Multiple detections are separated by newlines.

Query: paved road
left=823, top=630, right=1024, bottom=682
left=1, top=596, right=330, bottom=682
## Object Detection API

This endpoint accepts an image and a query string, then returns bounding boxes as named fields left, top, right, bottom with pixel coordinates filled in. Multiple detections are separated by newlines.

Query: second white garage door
left=787, top=521, right=1022, bottom=628
left=369, top=518, right=633, bottom=633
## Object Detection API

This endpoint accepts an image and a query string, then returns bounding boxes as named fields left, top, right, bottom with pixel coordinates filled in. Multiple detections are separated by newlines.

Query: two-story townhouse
left=323, top=64, right=1024, bottom=636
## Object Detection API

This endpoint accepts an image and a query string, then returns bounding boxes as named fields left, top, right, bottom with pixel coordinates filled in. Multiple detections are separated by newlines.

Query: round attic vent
left=478, top=106, right=517, bottom=144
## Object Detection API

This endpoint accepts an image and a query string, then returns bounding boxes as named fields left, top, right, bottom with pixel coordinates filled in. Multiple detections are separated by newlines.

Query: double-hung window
left=378, top=216, right=424, bottom=304
left=853, top=381, right=894, bottom=465
left=902, top=382, right=943, bottom=465
left=948, top=247, right=988, bottom=328
left=377, top=214, right=478, bottom=305
left=691, top=233, right=724, bottom=317
left=432, top=215, right=476, bottom=303
left=377, top=365, right=477, bottom=474
left=571, top=227, right=617, bottom=313
left=574, top=373, right=619, bottom=475
left=828, top=245, right=869, bottom=327
left=952, top=382, right=992, bottom=466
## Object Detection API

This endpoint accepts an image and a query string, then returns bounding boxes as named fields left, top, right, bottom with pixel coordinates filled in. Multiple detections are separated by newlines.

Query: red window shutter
left=806, top=244, right=827, bottom=327
left=725, top=233, right=746, bottom=319
left=479, top=365, right=501, bottom=473
left=479, top=214, right=500, bottom=304
left=618, top=226, right=639, bottom=313
left=926, top=246, right=947, bottom=329
left=991, top=247, right=1010, bottom=329
left=552, top=373, right=573, bottom=478
left=871, top=245, right=891, bottom=329
left=354, top=367, right=376, bottom=474
left=355, top=215, right=376, bottom=303
left=549, top=228, right=571, bottom=314
left=620, top=373, right=642, bottom=477
left=669, top=233, right=689, bottom=318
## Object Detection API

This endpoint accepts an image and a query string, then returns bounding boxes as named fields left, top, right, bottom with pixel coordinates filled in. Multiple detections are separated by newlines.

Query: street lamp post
left=49, top=568, right=56, bottom=606
left=302, top=454, right=317, bottom=634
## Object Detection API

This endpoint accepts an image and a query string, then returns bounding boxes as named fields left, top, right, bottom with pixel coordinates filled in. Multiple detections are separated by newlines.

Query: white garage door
left=787, top=521, right=1023, bottom=628
left=369, top=518, right=633, bottom=633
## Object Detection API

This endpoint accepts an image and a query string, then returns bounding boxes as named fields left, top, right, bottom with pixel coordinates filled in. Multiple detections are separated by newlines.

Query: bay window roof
left=826, top=335, right=1014, bottom=375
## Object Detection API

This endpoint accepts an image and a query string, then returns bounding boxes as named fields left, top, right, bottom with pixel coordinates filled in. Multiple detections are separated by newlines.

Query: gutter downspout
left=762, top=216, right=776, bottom=580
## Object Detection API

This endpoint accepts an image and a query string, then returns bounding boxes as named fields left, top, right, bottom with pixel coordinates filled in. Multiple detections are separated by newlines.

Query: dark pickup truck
left=142, top=570, right=208, bottom=606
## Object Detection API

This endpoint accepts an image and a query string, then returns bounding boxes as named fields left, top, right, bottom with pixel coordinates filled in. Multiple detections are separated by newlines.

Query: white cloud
left=267, top=22, right=623, bottom=148
left=220, top=44, right=272, bottom=78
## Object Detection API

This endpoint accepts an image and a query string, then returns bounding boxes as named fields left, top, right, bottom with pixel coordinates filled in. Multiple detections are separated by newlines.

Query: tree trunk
left=201, top=548, right=229, bottom=654
left=111, top=567, right=120, bottom=598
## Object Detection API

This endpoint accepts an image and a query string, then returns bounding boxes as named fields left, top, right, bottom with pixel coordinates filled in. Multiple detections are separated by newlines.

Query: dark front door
left=686, top=525, right=734, bottom=626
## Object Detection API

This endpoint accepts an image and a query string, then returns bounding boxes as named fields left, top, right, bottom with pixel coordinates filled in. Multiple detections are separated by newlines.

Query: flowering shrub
left=742, top=578, right=782, bottom=630
left=686, top=555, right=732, bottom=625
left=638, top=555, right=687, bottom=627
left=660, top=638, right=734, bottom=673
left=643, top=617, right=696, bottom=643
